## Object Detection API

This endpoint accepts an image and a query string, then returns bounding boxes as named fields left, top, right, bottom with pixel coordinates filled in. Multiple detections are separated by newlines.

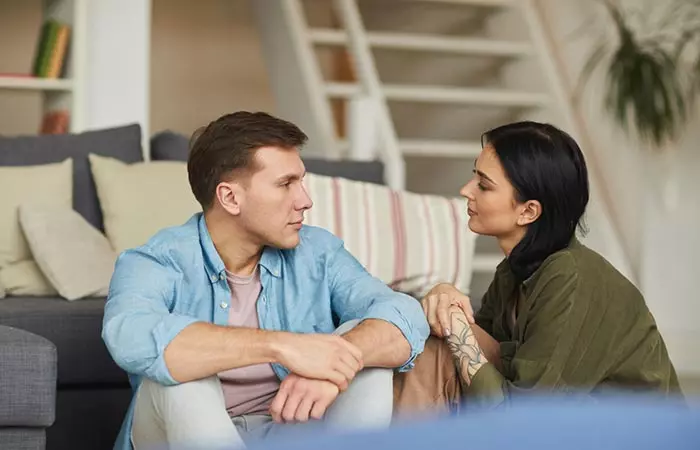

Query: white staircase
left=252, top=0, right=634, bottom=298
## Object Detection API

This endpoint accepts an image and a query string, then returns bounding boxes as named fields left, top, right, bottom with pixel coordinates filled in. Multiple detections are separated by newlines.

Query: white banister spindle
left=332, top=0, right=405, bottom=190
left=283, top=0, right=339, bottom=158
left=346, top=96, right=378, bottom=161
left=252, top=0, right=339, bottom=158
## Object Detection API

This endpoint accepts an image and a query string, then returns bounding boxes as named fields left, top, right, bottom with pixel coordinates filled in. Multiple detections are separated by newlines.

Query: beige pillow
left=0, top=159, right=72, bottom=268
left=19, top=204, right=117, bottom=301
left=0, top=260, right=57, bottom=297
left=0, top=159, right=72, bottom=296
left=88, top=154, right=201, bottom=253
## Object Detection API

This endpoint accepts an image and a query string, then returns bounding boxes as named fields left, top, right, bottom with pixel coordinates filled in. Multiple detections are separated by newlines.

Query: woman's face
left=460, top=145, right=527, bottom=239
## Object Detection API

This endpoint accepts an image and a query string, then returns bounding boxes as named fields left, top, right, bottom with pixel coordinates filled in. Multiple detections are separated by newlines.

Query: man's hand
left=421, top=283, right=474, bottom=338
left=270, top=373, right=340, bottom=423
left=274, top=333, right=363, bottom=391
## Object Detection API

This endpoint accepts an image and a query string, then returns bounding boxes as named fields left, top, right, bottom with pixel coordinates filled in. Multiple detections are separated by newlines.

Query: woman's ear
left=517, top=200, right=542, bottom=226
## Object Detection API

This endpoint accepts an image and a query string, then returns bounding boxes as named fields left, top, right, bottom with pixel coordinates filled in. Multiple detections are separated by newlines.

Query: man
left=102, top=111, right=429, bottom=450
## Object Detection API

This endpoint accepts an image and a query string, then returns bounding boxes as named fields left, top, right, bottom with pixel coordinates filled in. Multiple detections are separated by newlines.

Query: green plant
left=578, top=0, right=700, bottom=147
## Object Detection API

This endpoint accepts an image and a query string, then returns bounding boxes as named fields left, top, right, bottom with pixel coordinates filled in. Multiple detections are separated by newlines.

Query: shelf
left=0, top=76, right=73, bottom=91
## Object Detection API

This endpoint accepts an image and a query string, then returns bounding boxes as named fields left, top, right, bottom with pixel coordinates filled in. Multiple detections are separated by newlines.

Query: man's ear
left=517, top=199, right=541, bottom=226
left=215, top=181, right=243, bottom=216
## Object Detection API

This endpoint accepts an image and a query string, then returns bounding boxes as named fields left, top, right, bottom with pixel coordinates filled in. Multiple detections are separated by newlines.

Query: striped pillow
left=304, top=173, right=477, bottom=298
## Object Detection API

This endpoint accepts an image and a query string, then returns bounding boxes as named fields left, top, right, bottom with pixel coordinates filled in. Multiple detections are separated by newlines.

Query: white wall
left=84, top=0, right=151, bottom=151
left=639, top=131, right=700, bottom=375
left=150, top=0, right=276, bottom=138
left=538, top=0, right=700, bottom=375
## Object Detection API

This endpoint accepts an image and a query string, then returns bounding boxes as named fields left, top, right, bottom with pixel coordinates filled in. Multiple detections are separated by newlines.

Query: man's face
left=236, top=146, right=312, bottom=249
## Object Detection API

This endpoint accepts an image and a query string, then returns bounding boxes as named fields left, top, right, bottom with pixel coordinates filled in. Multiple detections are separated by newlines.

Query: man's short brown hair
left=187, top=111, right=308, bottom=209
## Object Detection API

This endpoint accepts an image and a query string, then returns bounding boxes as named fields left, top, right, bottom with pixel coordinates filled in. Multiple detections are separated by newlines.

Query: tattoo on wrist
left=446, top=312, right=487, bottom=386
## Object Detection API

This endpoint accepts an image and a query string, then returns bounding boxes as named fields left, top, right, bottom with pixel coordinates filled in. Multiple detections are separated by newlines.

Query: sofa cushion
left=0, top=159, right=72, bottom=297
left=0, top=124, right=143, bottom=230
left=89, top=154, right=201, bottom=253
left=0, top=428, right=46, bottom=450
left=150, top=130, right=386, bottom=185
left=0, top=261, right=57, bottom=297
left=0, top=325, right=56, bottom=427
left=0, top=297, right=128, bottom=386
left=150, top=130, right=190, bottom=161
left=19, top=204, right=116, bottom=301
left=304, top=172, right=478, bottom=298
left=0, top=159, right=73, bottom=269
left=303, top=159, right=385, bottom=185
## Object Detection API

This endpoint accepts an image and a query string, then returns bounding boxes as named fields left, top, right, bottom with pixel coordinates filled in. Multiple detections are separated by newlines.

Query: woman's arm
left=444, top=270, right=582, bottom=408
left=445, top=306, right=488, bottom=386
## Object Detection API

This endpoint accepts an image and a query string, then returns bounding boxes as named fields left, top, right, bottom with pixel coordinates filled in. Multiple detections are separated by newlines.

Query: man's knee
left=133, top=376, right=241, bottom=450
left=326, top=366, right=393, bottom=428
left=326, top=319, right=394, bottom=428
left=137, top=376, right=225, bottom=410
left=334, top=319, right=361, bottom=335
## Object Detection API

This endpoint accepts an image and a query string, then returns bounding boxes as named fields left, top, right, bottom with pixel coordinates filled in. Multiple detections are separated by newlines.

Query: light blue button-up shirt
left=102, top=213, right=429, bottom=450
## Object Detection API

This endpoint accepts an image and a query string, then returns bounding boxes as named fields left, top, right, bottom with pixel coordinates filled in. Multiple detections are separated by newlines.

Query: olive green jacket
left=470, top=239, right=681, bottom=407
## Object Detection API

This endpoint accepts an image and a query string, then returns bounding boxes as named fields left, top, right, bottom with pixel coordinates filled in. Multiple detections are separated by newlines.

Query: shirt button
left=210, top=275, right=218, bottom=282
left=220, top=302, right=228, bottom=309
left=220, top=273, right=225, bottom=280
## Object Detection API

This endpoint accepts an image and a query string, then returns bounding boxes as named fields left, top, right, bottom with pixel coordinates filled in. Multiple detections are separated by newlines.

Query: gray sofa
left=0, top=325, right=57, bottom=450
left=0, top=124, right=386, bottom=450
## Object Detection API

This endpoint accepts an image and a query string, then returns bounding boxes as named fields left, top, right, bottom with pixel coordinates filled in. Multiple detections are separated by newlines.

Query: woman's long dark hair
left=481, top=121, right=589, bottom=282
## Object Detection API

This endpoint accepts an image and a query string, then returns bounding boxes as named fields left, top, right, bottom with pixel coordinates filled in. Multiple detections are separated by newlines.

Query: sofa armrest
left=0, top=325, right=57, bottom=428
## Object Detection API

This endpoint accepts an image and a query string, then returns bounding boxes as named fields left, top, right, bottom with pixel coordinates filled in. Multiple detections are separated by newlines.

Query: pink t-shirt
left=218, top=267, right=280, bottom=417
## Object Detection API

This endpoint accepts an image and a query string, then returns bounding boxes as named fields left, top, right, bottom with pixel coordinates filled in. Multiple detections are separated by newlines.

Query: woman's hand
left=421, top=283, right=475, bottom=338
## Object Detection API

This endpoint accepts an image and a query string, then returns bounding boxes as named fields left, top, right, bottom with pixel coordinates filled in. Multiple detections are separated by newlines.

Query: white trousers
left=131, top=320, right=393, bottom=450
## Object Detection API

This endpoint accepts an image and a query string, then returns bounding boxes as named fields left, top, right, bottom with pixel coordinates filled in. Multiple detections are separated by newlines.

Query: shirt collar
left=198, top=213, right=282, bottom=283
left=198, top=214, right=225, bottom=284
left=260, top=247, right=282, bottom=278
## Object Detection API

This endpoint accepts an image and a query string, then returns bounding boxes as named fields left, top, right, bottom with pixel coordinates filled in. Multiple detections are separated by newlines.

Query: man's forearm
left=341, top=319, right=411, bottom=368
left=164, top=322, right=283, bottom=383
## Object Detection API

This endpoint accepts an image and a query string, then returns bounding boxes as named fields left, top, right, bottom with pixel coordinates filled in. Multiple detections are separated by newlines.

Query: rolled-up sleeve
left=327, top=241, right=429, bottom=372
left=102, top=248, right=201, bottom=385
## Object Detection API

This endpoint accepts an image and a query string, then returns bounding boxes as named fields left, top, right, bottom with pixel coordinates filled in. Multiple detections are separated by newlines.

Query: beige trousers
left=131, top=320, right=393, bottom=450
left=392, top=336, right=462, bottom=420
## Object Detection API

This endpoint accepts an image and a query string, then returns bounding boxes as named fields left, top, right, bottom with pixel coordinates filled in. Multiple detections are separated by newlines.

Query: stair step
left=309, top=29, right=532, bottom=57
left=409, top=0, right=515, bottom=7
left=325, top=82, right=549, bottom=108
left=472, top=254, right=503, bottom=272
left=339, top=139, right=483, bottom=158
left=400, top=139, right=482, bottom=157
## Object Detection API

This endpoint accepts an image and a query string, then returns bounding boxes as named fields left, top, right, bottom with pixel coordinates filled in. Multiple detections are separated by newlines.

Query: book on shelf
left=32, top=20, right=71, bottom=79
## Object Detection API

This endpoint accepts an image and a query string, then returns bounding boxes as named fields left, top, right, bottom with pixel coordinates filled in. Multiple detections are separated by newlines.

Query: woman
left=394, top=121, right=681, bottom=413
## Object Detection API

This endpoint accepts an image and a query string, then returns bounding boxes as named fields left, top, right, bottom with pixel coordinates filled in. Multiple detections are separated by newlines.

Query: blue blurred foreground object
left=249, top=396, right=699, bottom=450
